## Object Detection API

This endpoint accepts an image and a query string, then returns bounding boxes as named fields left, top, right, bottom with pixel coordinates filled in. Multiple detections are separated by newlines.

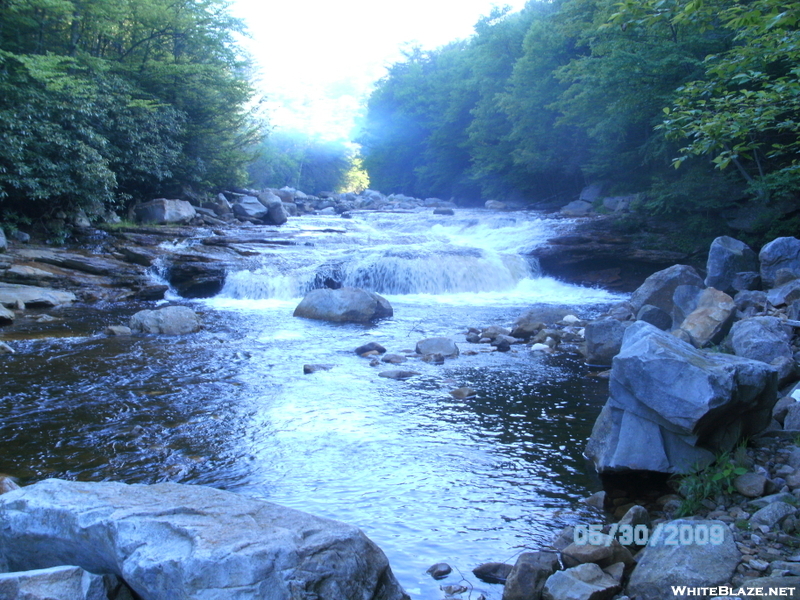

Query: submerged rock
left=293, top=287, right=393, bottom=323
left=0, top=479, right=409, bottom=600
left=379, top=370, right=419, bottom=380
left=415, top=337, right=459, bottom=357
left=425, top=563, right=451, bottom=580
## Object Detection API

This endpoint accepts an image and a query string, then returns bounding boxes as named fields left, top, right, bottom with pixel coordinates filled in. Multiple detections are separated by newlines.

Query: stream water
left=0, top=209, right=626, bottom=599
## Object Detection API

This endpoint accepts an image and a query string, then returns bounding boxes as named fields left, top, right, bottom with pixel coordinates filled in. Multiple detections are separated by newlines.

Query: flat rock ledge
left=0, top=479, right=409, bottom=600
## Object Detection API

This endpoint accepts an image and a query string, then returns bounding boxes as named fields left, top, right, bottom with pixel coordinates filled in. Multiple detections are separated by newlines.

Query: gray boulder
left=584, top=318, right=630, bottom=367
left=560, top=200, right=593, bottom=216
left=705, top=236, right=758, bottom=294
left=630, top=265, right=704, bottom=314
left=0, top=283, right=76, bottom=309
left=502, top=551, right=559, bottom=600
left=485, top=200, right=506, bottom=210
left=257, top=191, right=288, bottom=225
left=732, top=270, right=761, bottom=292
left=750, top=501, right=796, bottom=529
left=585, top=322, right=777, bottom=474
left=675, top=287, right=735, bottom=348
left=760, top=237, right=800, bottom=289
left=730, top=317, right=793, bottom=365
left=0, top=479, right=408, bottom=600
left=293, top=287, right=393, bottom=323
left=767, top=279, right=800, bottom=307
left=129, top=306, right=201, bottom=335
left=134, top=199, right=196, bottom=224
left=0, top=227, right=6, bottom=253
left=636, top=304, right=671, bottom=331
left=626, top=519, right=739, bottom=600
left=0, top=565, right=123, bottom=600
left=232, top=196, right=268, bottom=220
left=543, top=563, right=621, bottom=600
left=734, top=290, right=768, bottom=317
left=415, top=337, right=459, bottom=357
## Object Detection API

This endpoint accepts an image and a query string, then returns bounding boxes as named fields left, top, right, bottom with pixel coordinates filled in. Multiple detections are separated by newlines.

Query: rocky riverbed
left=4, top=186, right=800, bottom=600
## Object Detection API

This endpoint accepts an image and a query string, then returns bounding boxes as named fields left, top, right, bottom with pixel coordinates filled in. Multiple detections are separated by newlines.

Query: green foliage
left=0, top=0, right=257, bottom=221
left=675, top=450, right=748, bottom=517
left=358, top=0, right=799, bottom=239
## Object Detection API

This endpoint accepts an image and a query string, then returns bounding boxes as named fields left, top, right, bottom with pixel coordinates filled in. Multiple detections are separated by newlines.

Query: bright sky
left=230, top=0, right=529, bottom=142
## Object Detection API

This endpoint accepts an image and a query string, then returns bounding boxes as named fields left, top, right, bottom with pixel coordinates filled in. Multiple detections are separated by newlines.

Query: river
left=0, top=208, right=625, bottom=599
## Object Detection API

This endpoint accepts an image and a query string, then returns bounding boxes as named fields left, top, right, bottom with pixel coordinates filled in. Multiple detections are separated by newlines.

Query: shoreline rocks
left=0, top=479, right=409, bottom=600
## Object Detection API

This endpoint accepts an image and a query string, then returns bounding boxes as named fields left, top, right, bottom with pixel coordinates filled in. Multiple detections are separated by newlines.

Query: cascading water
left=0, top=208, right=627, bottom=600
left=216, top=210, right=606, bottom=304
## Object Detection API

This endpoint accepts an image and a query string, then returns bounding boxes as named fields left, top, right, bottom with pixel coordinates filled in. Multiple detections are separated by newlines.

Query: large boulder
left=705, top=236, right=758, bottom=294
left=293, top=287, right=393, bottom=323
left=630, top=264, right=704, bottom=314
left=760, top=236, right=800, bottom=289
left=0, top=283, right=76, bottom=308
left=0, top=227, right=6, bottom=253
left=675, top=287, right=735, bottom=348
left=0, top=479, right=408, bottom=600
left=257, top=191, right=288, bottom=225
left=134, top=199, right=196, bottom=224
left=730, top=316, right=793, bottom=365
left=584, top=318, right=630, bottom=366
left=129, top=306, right=201, bottom=335
left=626, top=519, right=739, bottom=600
left=232, top=196, right=268, bottom=220
left=585, top=322, right=778, bottom=474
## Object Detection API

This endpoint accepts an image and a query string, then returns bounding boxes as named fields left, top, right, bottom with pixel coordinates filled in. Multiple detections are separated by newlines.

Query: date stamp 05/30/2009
left=573, top=522, right=728, bottom=547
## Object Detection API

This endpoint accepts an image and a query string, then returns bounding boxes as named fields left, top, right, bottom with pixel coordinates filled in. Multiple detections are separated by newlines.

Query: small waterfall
left=213, top=210, right=556, bottom=301
left=342, top=247, right=538, bottom=294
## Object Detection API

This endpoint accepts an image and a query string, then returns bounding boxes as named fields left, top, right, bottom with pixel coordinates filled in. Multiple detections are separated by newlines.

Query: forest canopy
left=358, top=0, right=800, bottom=243
left=0, top=0, right=257, bottom=221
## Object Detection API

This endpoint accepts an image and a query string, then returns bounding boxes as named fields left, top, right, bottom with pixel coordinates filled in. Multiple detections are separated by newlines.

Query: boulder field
left=584, top=235, right=800, bottom=476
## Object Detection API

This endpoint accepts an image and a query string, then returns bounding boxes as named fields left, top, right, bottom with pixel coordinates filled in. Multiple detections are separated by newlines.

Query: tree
left=0, top=0, right=257, bottom=221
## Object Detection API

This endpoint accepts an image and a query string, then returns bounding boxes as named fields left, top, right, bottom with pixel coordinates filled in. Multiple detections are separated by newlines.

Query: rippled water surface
left=0, top=210, right=625, bottom=599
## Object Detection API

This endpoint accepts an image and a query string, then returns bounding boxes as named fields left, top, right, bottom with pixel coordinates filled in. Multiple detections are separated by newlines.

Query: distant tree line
left=358, top=0, right=800, bottom=244
left=248, top=130, right=369, bottom=194
left=0, top=0, right=257, bottom=223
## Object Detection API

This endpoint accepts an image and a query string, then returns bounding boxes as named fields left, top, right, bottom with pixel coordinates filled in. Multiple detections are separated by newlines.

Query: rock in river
left=129, top=306, right=201, bottom=335
left=0, top=479, right=409, bottom=600
left=415, top=337, right=459, bottom=357
left=294, top=287, right=393, bottom=323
